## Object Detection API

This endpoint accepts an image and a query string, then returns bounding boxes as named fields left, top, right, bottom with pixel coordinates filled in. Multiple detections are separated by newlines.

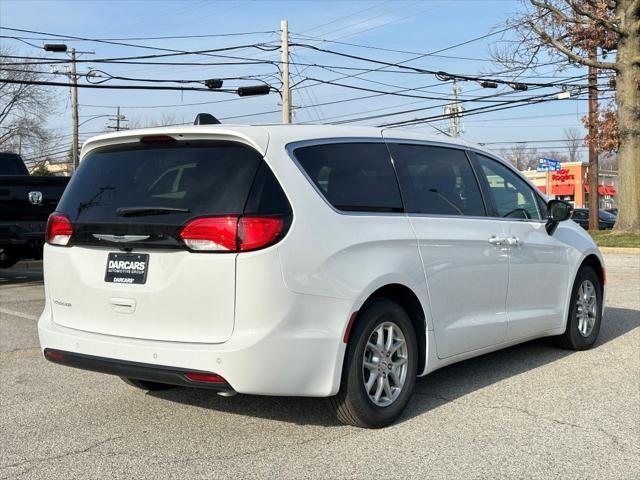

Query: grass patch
left=587, top=230, right=640, bottom=248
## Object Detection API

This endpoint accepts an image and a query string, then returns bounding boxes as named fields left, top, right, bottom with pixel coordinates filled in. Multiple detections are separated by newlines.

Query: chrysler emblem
left=28, top=191, right=43, bottom=205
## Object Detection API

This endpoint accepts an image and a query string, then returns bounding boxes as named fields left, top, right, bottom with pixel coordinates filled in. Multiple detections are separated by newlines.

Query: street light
left=42, top=43, right=83, bottom=172
left=78, top=114, right=111, bottom=128
left=237, top=85, right=271, bottom=97
left=43, top=44, right=67, bottom=53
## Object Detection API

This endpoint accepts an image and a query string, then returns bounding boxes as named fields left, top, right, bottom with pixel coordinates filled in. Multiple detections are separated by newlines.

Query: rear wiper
left=116, top=206, right=190, bottom=217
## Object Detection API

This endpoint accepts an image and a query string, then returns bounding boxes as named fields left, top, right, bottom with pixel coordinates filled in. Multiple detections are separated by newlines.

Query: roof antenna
left=194, top=113, right=221, bottom=125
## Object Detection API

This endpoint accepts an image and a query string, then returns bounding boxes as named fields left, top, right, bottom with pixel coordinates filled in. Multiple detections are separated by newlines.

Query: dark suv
left=571, top=208, right=616, bottom=230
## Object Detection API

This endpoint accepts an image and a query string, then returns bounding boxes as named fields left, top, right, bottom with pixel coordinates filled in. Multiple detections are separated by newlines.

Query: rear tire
left=120, top=377, right=174, bottom=391
left=0, top=249, right=19, bottom=269
left=329, top=298, right=418, bottom=428
left=558, top=265, right=602, bottom=350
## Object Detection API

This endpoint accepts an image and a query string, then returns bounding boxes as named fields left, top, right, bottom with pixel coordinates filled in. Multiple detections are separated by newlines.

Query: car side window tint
left=536, top=194, right=548, bottom=219
left=388, top=143, right=486, bottom=216
left=476, top=154, right=543, bottom=220
left=294, top=142, right=403, bottom=212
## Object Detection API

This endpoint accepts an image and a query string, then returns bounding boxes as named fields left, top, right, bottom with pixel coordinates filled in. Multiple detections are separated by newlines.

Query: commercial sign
left=551, top=168, right=575, bottom=182
left=537, top=158, right=561, bottom=172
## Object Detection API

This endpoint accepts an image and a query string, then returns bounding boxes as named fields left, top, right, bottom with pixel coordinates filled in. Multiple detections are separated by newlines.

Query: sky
left=1, top=0, right=595, bottom=163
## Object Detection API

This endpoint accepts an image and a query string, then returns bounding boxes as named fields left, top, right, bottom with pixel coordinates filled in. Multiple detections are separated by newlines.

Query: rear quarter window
left=292, top=142, right=403, bottom=213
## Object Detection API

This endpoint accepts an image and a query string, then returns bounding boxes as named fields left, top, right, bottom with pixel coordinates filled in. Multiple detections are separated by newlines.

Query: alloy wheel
left=576, top=279, right=597, bottom=337
left=362, top=321, right=409, bottom=407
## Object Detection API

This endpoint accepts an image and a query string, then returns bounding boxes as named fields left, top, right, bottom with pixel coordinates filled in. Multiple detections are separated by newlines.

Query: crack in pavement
left=0, top=348, right=41, bottom=359
left=0, top=435, right=122, bottom=476
left=415, top=391, right=638, bottom=452
left=0, top=308, right=38, bottom=321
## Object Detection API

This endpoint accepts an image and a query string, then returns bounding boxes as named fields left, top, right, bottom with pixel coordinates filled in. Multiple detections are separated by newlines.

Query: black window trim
left=287, top=137, right=406, bottom=216
left=286, top=137, right=550, bottom=222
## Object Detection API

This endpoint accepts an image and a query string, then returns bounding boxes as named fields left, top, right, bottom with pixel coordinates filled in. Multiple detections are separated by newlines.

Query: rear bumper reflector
left=43, top=348, right=233, bottom=392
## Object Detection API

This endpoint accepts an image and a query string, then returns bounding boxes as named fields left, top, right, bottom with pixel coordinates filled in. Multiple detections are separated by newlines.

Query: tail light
left=179, top=216, right=238, bottom=251
left=45, top=213, right=73, bottom=246
left=238, top=217, right=284, bottom=251
left=179, top=215, right=284, bottom=252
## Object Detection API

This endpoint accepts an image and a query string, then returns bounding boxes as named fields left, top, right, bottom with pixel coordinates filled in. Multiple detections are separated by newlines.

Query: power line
left=291, top=44, right=588, bottom=90
left=1, top=49, right=279, bottom=67
left=379, top=90, right=592, bottom=128
left=0, top=27, right=280, bottom=63
left=0, top=78, right=279, bottom=94
left=290, top=32, right=493, bottom=62
left=5, top=31, right=277, bottom=41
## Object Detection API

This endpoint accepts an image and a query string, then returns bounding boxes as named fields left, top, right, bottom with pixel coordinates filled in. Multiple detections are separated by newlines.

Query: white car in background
left=38, top=124, right=605, bottom=428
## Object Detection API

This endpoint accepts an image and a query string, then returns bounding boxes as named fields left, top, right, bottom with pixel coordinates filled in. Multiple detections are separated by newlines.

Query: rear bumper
left=38, top=293, right=351, bottom=397
left=43, top=348, right=233, bottom=391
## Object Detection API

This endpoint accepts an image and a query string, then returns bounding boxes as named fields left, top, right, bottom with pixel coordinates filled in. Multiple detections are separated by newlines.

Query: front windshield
left=599, top=210, right=616, bottom=221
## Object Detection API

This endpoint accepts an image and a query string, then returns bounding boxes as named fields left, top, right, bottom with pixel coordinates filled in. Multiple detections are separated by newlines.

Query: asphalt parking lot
left=1, top=254, right=638, bottom=479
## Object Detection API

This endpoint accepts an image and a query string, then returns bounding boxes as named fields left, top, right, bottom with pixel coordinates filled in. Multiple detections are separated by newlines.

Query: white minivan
left=38, top=124, right=605, bottom=428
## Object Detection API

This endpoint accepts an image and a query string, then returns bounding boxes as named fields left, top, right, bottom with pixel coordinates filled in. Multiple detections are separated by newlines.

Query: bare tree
left=541, top=150, right=569, bottom=162
left=564, top=127, right=583, bottom=162
left=497, top=144, right=541, bottom=170
left=493, top=0, right=639, bottom=233
left=128, top=113, right=182, bottom=129
left=599, top=151, right=619, bottom=169
left=0, top=47, right=57, bottom=159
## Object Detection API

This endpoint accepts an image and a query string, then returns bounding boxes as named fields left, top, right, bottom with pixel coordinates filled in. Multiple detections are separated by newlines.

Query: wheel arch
left=348, top=283, right=428, bottom=376
left=562, top=251, right=606, bottom=332
left=581, top=253, right=605, bottom=288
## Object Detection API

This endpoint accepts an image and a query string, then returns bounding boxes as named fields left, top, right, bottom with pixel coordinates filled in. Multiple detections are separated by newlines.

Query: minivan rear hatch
left=46, top=134, right=289, bottom=344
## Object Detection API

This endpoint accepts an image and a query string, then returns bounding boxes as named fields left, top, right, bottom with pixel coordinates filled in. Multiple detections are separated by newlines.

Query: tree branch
left=527, top=20, right=618, bottom=70
left=530, top=0, right=584, bottom=25
left=566, top=0, right=623, bottom=35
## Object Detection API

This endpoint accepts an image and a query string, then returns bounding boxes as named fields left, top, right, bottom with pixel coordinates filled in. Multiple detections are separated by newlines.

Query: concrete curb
left=599, top=247, right=640, bottom=254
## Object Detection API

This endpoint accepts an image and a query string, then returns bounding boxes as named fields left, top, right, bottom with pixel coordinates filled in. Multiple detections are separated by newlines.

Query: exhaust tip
left=217, top=391, right=237, bottom=397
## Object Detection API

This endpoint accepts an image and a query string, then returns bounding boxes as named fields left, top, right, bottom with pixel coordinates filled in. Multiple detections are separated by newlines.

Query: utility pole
left=70, top=48, right=79, bottom=172
left=108, top=106, right=128, bottom=131
left=280, top=19, right=291, bottom=124
left=444, top=80, right=463, bottom=137
left=44, top=44, right=93, bottom=174
left=587, top=48, right=599, bottom=229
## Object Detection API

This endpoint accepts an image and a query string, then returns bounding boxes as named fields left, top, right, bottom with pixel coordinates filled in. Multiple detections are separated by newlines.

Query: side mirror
left=546, top=199, right=573, bottom=235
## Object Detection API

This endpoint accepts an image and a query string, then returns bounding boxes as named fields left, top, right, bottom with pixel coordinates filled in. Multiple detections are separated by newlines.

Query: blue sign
left=537, top=158, right=561, bottom=172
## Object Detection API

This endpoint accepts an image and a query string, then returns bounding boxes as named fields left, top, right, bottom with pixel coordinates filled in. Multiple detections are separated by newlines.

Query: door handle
left=488, top=236, right=505, bottom=246
left=505, top=236, right=521, bottom=247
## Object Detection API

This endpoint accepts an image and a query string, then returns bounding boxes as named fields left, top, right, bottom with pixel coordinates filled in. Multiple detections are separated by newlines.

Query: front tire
left=558, top=265, right=603, bottom=350
left=329, top=299, right=418, bottom=428
left=120, top=377, right=174, bottom=391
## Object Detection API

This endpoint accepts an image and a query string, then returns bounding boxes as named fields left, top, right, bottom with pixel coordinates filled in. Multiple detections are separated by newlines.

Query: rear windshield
left=58, top=141, right=264, bottom=225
